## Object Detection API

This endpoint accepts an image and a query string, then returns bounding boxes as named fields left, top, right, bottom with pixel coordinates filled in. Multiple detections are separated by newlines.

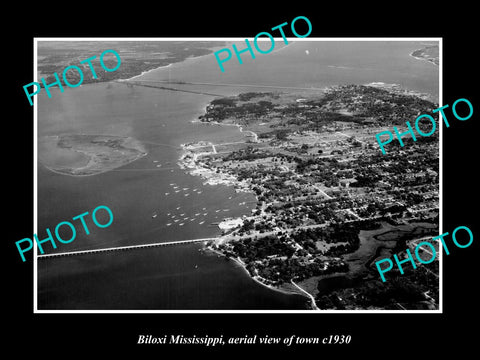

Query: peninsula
left=410, top=45, right=439, bottom=66
left=182, top=85, right=440, bottom=310
left=38, top=41, right=226, bottom=85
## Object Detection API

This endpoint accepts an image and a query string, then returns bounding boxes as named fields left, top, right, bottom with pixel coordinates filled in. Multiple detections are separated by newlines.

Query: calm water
left=37, top=40, right=438, bottom=310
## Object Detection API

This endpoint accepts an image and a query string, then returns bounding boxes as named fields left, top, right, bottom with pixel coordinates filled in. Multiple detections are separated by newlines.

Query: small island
left=42, top=134, right=147, bottom=176
left=411, top=45, right=439, bottom=66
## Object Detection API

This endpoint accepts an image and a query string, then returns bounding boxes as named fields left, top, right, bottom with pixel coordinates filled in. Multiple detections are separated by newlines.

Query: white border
left=33, top=37, right=442, bottom=314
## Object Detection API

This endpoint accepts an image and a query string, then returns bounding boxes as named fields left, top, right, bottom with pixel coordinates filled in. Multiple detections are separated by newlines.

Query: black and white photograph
left=34, top=39, right=440, bottom=312
left=5, top=5, right=478, bottom=356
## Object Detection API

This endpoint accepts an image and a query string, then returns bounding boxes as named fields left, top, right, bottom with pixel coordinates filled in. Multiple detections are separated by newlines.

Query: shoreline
left=364, top=81, right=435, bottom=102
left=118, top=63, right=173, bottom=82
left=205, top=245, right=316, bottom=309
left=41, top=151, right=148, bottom=177
left=409, top=49, right=439, bottom=67
left=178, top=144, right=251, bottom=190
left=115, top=43, right=230, bottom=83
left=178, top=118, right=255, bottom=192
left=40, top=134, right=148, bottom=177
left=181, top=105, right=317, bottom=309
left=409, top=52, right=438, bottom=67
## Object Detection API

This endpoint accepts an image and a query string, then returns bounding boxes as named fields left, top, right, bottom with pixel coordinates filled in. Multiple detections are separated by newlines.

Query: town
left=182, top=84, right=439, bottom=310
left=375, top=97, right=473, bottom=154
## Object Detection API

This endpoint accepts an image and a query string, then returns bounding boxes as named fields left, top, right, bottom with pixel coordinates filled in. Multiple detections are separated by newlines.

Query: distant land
left=410, top=45, right=439, bottom=66
left=37, top=41, right=226, bottom=85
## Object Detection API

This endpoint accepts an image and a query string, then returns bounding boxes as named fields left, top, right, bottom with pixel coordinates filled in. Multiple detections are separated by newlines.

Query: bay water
left=37, top=40, right=438, bottom=310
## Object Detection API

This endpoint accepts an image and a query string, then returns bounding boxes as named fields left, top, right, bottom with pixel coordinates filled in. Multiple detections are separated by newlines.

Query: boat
left=166, top=223, right=172, bottom=226
left=152, top=213, right=157, bottom=218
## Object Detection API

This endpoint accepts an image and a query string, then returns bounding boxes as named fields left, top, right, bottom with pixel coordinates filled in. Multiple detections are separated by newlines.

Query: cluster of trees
left=231, top=235, right=296, bottom=263
left=316, top=292, right=346, bottom=310
left=305, top=111, right=358, bottom=124
left=45, top=56, right=187, bottom=85
left=321, top=85, right=437, bottom=126
left=210, top=97, right=237, bottom=107
left=349, top=174, right=378, bottom=188
left=257, top=257, right=348, bottom=284
left=316, top=267, right=438, bottom=310
left=291, top=220, right=381, bottom=256
left=223, top=146, right=270, bottom=162
left=258, top=129, right=291, bottom=140
left=261, top=201, right=337, bottom=228
left=237, top=92, right=278, bottom=101
left=292, top=224, right=357, bottom=253
left=294, top=157, right=338, bottom=173
left=356, top=203, right=379, bottom=218
left=355, top=278, right=426, bottom=308
left=202, top=98, right=276, bottom=122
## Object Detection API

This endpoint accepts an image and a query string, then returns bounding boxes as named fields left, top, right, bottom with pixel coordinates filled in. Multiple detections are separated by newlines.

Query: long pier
left=113, top=80, right=223, bottom=97
left=37, top=238, right=216, bottom=259
left=126, top=79, right=325, bottom=91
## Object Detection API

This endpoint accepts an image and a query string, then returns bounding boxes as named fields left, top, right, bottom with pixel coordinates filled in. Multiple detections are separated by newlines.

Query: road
left=291, top=280, right=319, bottom=310
left=123, top=79, right=325, bottom=92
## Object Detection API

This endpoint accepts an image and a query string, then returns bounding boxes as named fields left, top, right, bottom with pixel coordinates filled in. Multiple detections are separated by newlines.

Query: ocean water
left=37, top=40, right=439, bottom=310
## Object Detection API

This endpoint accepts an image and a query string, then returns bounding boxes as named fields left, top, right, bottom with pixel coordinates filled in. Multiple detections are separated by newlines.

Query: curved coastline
left=40, top=151, right=148, bottom=177
left=119, top=63, right=173, bottom=82
left=40, top=134, right=148, bottom=177
left=409, top=47, right=439, bottom=67
left=180, top=104, right=317, bottom=309
left=206, top=245, right=315, bottom=309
